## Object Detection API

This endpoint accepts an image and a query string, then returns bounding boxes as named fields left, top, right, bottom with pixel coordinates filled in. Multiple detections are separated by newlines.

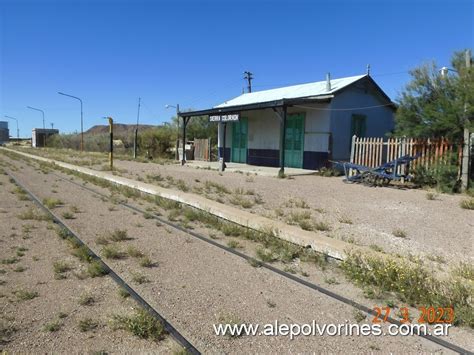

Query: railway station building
left=179, top=74, right=395, bottom=173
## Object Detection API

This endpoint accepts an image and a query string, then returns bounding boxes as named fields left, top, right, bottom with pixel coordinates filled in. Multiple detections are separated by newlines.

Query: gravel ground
left=1, top=151, right=472, bottom=353
left=11, top=148, right=473, bottom=266
left=98, top=157, right=473, bottom=267
left=0, top=168, right=179, bottom=353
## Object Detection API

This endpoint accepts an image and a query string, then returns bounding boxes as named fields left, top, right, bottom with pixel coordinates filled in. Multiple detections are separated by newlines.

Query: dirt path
left=2, top=151, right=471, bottom=352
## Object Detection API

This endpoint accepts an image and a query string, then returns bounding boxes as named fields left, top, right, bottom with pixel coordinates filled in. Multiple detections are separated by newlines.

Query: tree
left=170, top=114, right=217, bottom=140
left=395, top=50, right=473, bottom=141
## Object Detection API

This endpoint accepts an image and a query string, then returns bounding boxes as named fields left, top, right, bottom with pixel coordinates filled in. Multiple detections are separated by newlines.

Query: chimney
left=326, top=72, right=331, bottom=91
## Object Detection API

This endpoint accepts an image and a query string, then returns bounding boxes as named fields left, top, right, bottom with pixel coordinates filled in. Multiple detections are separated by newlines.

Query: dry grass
left=111, top=309, right=164, bottom=340
left=460, top=198, right=474, bottom=210
left=42, top=197, right=63, bottom=209
left=392, top=229, right=408, bottom=239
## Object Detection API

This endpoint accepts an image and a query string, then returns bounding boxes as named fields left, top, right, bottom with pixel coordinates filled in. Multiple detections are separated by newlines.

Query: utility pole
left=50, top=123, right=54, bottom=129
left=461, top=49, right=471, bottom=191
left=244, top=71, right=254, bottom=93
left=134, top=97, right=141, bottom=159
left=176, top=104, right=180, bottom=161
left=165, top=104, right=180, bottom=160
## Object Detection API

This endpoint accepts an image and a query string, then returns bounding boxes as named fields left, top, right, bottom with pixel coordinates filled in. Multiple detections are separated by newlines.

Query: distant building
left=180, top=74, right=395, bottom=170
left=0, top=121, right=9, bottom=144
left=32, top=128, right=59, bottom=148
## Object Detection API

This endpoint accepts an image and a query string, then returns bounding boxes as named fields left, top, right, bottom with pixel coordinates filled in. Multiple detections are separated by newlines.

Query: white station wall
left=218, top=104, right=331, bottom=153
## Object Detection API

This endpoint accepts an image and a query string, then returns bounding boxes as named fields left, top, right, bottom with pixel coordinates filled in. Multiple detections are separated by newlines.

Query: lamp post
left=165, top=104, right=180, bottom=160
left=58, top=92, right=84, bottom=152
left=26, top=106, right=45, bottom=129
left=4, top=115, right=19, bottom=138
left=27, top=106, right=46, bottom=146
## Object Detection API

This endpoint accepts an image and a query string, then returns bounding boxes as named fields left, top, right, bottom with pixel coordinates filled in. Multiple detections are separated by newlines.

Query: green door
left=284, top=113, right=304, bottom=168
left=231, top=117, right=248, bottom=163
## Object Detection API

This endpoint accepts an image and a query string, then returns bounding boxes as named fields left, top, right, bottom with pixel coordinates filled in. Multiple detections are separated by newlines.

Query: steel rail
left=6, top=170, right=201, bottom=355
left=45, top=171, right=472, bottom=355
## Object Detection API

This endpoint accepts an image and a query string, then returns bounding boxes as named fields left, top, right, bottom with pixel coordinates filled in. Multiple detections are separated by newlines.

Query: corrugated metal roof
left=215, top=74, right=366, bottom=108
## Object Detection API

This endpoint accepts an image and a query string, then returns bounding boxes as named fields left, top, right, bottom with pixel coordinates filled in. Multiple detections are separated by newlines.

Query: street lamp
left=165, top=104, right=180, bottom=160
left=58, top=92, right=84, bottom=151
left=26, top=106, right=45, bottom=129
left=4, top=115, right=19, bottom=138
left=27, top=106, right=46, bottom=147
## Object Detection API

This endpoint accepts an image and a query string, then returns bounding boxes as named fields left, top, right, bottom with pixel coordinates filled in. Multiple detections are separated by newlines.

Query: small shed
left=179, top=74, right=395, bottom=174
left=32, top=128, right=59, bottom=148
left=0, top=121, right=9, bottom=144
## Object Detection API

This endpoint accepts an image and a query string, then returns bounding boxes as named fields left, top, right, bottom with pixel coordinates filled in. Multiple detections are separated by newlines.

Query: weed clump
left=460, top=198, right=474, bottom=210
left=131, top=272, right=149, bottom=284
left=53, top=261, right=72, bottom=279
left=392, top=229, right=408, bottom=239
left=139, top=256, right=154, bottom=268
left=78, top=293, right=95, bottom=306
left=341, top=251, right=473, bottom=326
left=42, top=198, right=63, bottom=209
left=126, top=246, right=144, bottom=258
left=78, top=318, right=98, bottom=332
left=111, top=309, right=164, bottom=340
left=18, top=208, right=51, bottom=221
left=87, top=261, right=108, bottom=278
left=71, top=245, right=93, bottom=263
left=108, top=229, right=130, bottom=242
left=14, top=289, right=39, bottom=301
left=43, top=320, right=61, bottom=332
left=101, top=245, right=125, bottom=260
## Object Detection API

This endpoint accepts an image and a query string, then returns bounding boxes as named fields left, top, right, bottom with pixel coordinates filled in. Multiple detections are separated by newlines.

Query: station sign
left=209, top=113, right=240, bottom=122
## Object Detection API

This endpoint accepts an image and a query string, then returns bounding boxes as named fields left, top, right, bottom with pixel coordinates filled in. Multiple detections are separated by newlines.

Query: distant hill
left=85, top=124, right=155, bottom=136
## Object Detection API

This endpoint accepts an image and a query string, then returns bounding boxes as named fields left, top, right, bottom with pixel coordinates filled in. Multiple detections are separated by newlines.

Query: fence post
left=350, top=135, right=356, bottom=176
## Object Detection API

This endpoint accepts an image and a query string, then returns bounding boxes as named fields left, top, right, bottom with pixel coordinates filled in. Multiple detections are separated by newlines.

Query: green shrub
left=411, top=154, right=461, bottom=193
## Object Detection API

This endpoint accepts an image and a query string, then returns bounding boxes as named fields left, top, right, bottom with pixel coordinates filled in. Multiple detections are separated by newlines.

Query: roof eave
left=179, top=96, right=334, bottom=117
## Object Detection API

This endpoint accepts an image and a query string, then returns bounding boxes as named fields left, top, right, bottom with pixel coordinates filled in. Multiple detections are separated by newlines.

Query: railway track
left=42, top=170, right=471, bottom=355
left=6, top=170, right=201, bottom=355
left=4, top=158, right=471, bottom=354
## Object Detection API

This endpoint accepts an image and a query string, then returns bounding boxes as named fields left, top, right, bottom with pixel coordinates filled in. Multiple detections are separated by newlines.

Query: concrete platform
left=186, top=160, right=318, bottom=177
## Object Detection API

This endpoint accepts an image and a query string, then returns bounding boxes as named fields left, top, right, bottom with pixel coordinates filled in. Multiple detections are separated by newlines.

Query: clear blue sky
left=0, top=0, right=472, bottom=137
